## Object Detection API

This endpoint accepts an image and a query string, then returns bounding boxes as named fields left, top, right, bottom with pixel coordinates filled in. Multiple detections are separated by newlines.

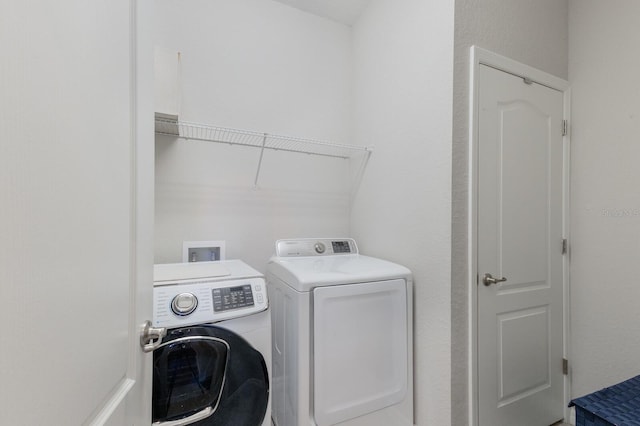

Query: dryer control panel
left=275, top=238, right=358, bottom=257
left=153, top=277, right=267, bottom=328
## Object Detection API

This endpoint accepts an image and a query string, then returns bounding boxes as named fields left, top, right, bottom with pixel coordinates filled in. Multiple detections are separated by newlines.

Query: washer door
left=153, top=325, right=269, bottom=426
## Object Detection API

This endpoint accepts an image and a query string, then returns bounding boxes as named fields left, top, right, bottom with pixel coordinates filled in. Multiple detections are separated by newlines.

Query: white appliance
left=267, top=238, right=413, bottom=426
left=152, top=260, right=272, bottom=426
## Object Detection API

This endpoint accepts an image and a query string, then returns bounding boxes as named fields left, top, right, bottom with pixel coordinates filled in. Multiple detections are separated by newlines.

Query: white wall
left=452, top=1, right=568, bottom=423
left=350, top=1, right=454, bottom=424
left=154, top=0, right=354, bottom=270
left=568, top=0, right=640, bottom=397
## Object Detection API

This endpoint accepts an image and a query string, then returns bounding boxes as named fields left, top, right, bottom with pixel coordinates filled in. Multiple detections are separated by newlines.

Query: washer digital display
left=212, top=284, right=254, bottom=312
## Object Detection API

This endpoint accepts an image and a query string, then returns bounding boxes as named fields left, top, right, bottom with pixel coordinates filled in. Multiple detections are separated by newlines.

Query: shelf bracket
left=253, top=133, right=268, bottom=188
left=350, top=149, right=372, bottom=199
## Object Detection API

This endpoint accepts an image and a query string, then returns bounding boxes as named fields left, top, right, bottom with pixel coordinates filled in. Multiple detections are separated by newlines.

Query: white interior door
left=477, top=64, right=565, bottom=426
left=0, top=1, right=154, bottom=424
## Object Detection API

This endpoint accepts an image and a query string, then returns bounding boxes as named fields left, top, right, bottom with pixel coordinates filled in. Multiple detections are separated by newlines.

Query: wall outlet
left=182, top=240, right=226, bottom=262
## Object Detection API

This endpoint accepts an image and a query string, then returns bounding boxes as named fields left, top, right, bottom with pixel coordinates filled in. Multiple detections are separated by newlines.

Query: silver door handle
left=140, top=320, right=167, bottom=353
left=483, top=273, right=507, bottom=286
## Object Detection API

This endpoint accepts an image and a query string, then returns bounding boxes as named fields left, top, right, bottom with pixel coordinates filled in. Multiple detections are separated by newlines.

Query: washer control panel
left=153, top=277, right=267, bottom=328
left=275, top=238, right=358, bottom=257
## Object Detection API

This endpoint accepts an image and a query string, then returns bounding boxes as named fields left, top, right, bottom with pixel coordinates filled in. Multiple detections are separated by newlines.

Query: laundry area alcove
left=152, top=1, right=455, bottom=425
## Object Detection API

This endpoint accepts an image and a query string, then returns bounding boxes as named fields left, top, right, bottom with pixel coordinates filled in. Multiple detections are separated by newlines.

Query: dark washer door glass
left=153, top=334, right=228, bottom=423
left=153, top=325, right=269, bottom=426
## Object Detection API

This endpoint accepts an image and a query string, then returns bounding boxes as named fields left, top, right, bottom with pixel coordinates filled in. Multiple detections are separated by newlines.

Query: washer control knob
left=171, top=292, right=198, bottom=316
left=314, top=242, right=326, bottom=254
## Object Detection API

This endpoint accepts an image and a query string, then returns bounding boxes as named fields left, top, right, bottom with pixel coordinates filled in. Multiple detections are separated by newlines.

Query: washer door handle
left=140, top=320, right=167, bottom=353
left=152, top=407, right=214, bottom=426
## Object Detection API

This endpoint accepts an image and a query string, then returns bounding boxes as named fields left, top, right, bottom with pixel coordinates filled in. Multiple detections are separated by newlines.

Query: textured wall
left=351, top=0, right=454, bottom=424
left=452, top=1, right=568, bottom=424
left=568, top=0, right=640, bottom=397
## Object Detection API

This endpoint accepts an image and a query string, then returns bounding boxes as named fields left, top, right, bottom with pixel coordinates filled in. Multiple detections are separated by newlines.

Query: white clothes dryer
left=266, top=238, right=413, bottom=426
left=152, top=260, right=272, bottom=426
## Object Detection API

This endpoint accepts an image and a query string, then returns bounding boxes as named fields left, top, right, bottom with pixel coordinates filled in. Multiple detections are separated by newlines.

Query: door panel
left=498, top=306, right=550, bottom=403
left=0, top=1, right=152, bottom=424
left=477, top=64, right=564, bottom=426
left=500, top=104, right=549, bottom=287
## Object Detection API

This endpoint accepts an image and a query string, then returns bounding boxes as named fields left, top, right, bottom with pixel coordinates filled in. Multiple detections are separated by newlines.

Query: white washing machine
left=266, top=238, right=413, bottom=426
left=152, top=260, right=272, bottom=426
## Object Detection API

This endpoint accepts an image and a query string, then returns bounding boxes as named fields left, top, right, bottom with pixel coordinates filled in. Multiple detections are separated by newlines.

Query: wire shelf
left=154, top=116, right=372, bottom=191
left=155, top=117, right=372, bottom=159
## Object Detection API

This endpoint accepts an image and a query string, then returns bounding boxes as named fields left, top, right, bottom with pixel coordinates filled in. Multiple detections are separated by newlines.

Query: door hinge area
left=563, top=358, right=569, bottom=375
left=562, top=120, right=568, bottom=136
left=562, top=239, right=568, bottom=255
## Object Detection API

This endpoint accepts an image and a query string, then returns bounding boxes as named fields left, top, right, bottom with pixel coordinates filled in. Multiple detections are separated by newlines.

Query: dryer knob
left=171, top=292, right=198, bottom=316
left=314, top=242, right=326, bottom=254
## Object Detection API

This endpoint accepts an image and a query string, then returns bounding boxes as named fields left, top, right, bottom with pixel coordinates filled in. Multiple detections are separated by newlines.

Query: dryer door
left=312, top=279, right=408, bottom=426
left=153, top=325, right=269, bottom=426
